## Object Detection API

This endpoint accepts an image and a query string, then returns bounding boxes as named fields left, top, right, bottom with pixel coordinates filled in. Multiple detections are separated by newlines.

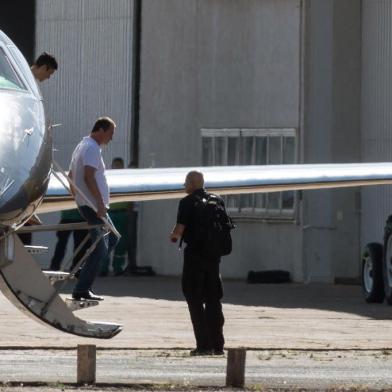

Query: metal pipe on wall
left=130, top=0, right=142, bottom=168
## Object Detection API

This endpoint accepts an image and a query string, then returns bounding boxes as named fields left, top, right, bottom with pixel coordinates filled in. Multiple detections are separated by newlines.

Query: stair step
left=86, top=321, right=122, bottom=338
left=65, top=297, right=99, bottom=311
left=24, top=245, right=48, bottom=254
left=42, top=270, right=72, bottom=284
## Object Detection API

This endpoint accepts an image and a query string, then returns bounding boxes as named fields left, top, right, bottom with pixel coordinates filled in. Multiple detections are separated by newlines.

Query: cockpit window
left=0, top=47, right=26, bottom=91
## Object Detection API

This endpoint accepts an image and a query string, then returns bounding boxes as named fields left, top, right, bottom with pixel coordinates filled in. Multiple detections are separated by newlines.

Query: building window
left=201, top=128, right=297, bottom=220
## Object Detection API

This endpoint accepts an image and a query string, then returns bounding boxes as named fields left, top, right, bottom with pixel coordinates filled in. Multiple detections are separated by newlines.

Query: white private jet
left=0, top=29, right=390, bottom=339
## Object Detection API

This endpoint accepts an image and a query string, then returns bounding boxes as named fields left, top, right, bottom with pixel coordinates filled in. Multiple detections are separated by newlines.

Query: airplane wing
left=38, top=162, right=392, bottom=214
left=4, top=161, right=392, bottom=340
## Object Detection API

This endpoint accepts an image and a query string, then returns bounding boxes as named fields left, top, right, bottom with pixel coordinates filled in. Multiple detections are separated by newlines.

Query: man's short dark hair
left=34, top=52, right=58, bottom=70
left=91, top=116, right=116, bottom=132
left=112, top=157, right=124, bottom=165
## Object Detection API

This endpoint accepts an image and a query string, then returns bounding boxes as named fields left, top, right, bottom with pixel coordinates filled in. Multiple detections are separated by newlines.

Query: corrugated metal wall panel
left=361, top=1, right=392, bottom=246
left=35, top=0, right=133, bottom=169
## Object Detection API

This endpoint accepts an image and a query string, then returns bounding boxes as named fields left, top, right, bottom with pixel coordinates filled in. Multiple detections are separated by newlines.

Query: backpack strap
left=179, top=235, right=183, bottom=250
left=178, top=192, right=205, bottom=250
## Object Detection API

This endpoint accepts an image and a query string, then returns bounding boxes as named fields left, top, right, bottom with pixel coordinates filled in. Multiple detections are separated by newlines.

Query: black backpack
left=191, top=193, right=235, bottom=258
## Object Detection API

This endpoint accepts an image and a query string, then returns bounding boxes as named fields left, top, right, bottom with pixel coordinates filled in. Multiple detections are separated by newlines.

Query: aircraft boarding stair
left=0, top=232, right=121, bottom=339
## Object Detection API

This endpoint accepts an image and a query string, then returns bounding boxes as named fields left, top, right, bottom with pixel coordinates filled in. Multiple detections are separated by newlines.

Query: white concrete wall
left=138, top=0, right=304, bottom=280
left=361, top=1, right=392, bottom=248
left=303, top=0, right=361, bottom=282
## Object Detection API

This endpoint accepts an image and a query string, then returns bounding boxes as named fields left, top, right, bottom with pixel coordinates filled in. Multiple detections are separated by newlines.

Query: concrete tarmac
left=1, top=276, right=392, bottom=390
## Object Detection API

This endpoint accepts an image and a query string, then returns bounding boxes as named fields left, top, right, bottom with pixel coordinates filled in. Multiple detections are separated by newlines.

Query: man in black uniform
left=170, top=171, right=225, bottom=356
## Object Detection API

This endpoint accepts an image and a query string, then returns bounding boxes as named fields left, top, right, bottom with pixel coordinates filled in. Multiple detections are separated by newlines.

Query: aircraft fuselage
left=0, top=31, right=51, bottom=231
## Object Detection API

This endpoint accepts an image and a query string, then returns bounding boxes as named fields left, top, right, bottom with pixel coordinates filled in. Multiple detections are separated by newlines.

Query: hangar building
left=1, top=0, right=390, bottom=283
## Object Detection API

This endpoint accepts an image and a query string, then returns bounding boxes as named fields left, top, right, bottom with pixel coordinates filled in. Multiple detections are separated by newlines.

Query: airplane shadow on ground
left=62, top=276, right=392, bottom=320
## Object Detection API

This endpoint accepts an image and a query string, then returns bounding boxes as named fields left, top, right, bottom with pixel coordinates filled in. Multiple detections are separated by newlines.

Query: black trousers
left=182, top=246, right=225, bottom=351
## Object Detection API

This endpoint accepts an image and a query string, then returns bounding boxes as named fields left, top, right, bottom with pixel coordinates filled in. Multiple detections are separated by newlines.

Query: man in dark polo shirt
left=170, top=171, right=225, bottom=356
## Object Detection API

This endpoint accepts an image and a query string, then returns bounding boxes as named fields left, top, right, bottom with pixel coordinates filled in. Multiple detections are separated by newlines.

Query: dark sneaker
left=213, top=349, right=225, bottom=356
left=190, top=349, right=213, bottom=356
left=72, top=290, right=104, bottom=301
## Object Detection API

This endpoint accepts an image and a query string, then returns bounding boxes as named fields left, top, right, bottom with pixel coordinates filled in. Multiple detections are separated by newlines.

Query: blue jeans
left=73, top=206, right=118, bottom=293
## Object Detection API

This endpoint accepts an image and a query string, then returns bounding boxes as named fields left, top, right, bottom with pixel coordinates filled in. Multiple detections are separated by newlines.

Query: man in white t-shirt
left=68, top=116, right=118, bottom=301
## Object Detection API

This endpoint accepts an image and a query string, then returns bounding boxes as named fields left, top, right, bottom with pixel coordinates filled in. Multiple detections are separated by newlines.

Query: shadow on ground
left=62, top=276, right=392, bottom=320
